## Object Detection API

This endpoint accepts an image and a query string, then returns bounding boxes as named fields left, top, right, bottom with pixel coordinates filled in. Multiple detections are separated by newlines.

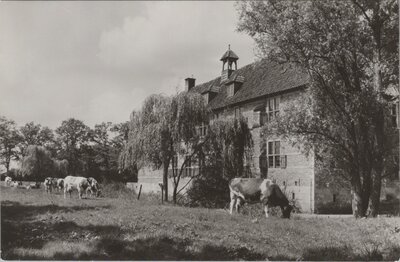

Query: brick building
left=134, top=47, right=399, bottom=213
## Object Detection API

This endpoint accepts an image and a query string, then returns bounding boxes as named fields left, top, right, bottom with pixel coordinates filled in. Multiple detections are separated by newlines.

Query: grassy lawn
left=1, top=185, right=400, bottom=261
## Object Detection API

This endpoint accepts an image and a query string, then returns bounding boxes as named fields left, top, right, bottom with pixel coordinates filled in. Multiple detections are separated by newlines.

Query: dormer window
left=227, top=85, right=234, bottom=97
left=202, top=93, right=209, bottom=105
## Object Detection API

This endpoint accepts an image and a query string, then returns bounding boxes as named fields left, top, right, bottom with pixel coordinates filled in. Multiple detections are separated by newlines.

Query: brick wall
left=222, top=91, right=316, bottom=213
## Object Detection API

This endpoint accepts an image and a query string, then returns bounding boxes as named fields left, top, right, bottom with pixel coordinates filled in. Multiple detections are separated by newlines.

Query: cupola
left=220, top=45, right=239, bottom=83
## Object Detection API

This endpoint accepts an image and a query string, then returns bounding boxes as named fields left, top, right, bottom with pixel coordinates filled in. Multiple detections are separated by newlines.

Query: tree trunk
left=172, top=183, right=178, bottom=204
left=163, top=162, right=169, bottom=202
left=351, top=186, right=369, bottom=218
left=369, top=169, right=382, bottom=217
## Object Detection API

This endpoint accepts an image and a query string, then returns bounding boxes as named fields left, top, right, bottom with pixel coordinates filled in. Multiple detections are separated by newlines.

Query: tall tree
left=0, top=116, right=22, bottom=173
left=20, top=145, right=68, bottom=181
left=120, top=92, right=208, bottom=203
left=20, top=145, right=54, bottom=181
left=55, top=118, right=90, bottom=175
left=237, top=0, right=398, bottom=217
left=19, top=122, right=54, bottom=156
left=186, top=117, right=253, bottom=207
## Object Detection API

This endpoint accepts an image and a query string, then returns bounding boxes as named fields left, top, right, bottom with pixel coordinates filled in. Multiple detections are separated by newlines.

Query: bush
left=186, top=166, right=230, bottom=208
left=100, top=181, right=135, bottom=199
left=316, top=201, right=352, bottom=214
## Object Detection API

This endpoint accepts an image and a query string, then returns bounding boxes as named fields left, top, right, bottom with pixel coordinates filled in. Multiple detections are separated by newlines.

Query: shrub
left=186, top=166, right=230, bottom=208
left=100, top=181, right=135, bottom=199
left=316, top=201, right=352, bottom=214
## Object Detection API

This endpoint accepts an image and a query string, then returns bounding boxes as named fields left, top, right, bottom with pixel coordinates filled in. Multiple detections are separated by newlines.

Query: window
left=227, top=85, right=234, bottom=97
left=390, top=103, right=398, bottom=128
left=268, top=141, right=281, bottom=168
left=253, top=105, right=267, bottom=127
left=185, top=156, right=192, bottom=177
left=267, top=97, right=280, bottom=121
left=292, top=192, right=295, bottom=200
left=172, top=155, right=179, bottom=175
left=283, top=181, right=286, bottom=186
left=202, top=93, right=208, bottom=105
left=196, top=124, right=208, bottom=137
left=295, top=181, right=298, bottom=186
left=234, top=107, right=241, bottom=118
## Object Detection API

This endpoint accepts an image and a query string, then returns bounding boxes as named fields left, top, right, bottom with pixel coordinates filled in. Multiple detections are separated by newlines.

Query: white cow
left=11, top=181, right=21, bottom=187
left=229, top=178, right=293, bottom=219
left=64, top=176, right=91, bottom=199
left=86, top=177, right=100, bottom=198
left=5, top=176, right=12, bottom=186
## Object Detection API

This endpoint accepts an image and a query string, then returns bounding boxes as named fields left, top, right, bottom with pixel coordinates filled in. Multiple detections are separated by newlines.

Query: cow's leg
left=230, top=196, right=237, bottom=215
left=236, top=198, right=242, bottom=213
left=264, top=205, right=270, bottom=218
left=64, top=186, right=67, bottom=199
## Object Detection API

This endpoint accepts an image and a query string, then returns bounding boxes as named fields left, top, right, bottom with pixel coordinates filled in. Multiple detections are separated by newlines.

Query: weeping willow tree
left=119, top=92, right=209, bottom=203
left=20, top=145, right=66, bottom=181
left=187, top=117, right=253, bottom=208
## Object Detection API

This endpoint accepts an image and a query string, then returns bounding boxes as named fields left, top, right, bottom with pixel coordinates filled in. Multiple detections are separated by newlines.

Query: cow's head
left=282, top=205, right=293, bottom=219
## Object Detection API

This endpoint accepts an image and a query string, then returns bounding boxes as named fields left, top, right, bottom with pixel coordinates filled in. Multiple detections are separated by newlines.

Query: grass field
left=1, top=185, right=400, bottom=261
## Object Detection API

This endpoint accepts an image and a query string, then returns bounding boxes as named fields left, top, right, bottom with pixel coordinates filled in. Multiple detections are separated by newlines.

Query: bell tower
left=220, top=44, right=239, bottom=82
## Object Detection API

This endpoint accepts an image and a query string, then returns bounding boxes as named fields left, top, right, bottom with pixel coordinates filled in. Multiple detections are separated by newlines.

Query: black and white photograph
left=1, top=1, right=399, bottom=260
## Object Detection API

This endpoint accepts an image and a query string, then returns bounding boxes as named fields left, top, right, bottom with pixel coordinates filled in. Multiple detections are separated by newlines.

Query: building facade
left=135, top=47, right=399, bottom=214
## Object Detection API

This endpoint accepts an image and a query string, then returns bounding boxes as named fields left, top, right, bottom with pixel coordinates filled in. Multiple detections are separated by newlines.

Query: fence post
left=137, top=184, right=142, bottom=200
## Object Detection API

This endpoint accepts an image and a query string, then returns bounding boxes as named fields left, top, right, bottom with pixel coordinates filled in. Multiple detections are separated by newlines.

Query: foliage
left=19, top=122, right=55, bottom=157
left=120, top=92, right=209, bottom=203
left=316, top=202, right=353, bottom=215
left=0, top=116, right=23, bottom=173
left=55, top=118, right=91, bottom=175
left=20, top=145, right=55, bottom=181
left=237, top=0, right=399, bottom=217
left=186, top=117, right=253, bottom=208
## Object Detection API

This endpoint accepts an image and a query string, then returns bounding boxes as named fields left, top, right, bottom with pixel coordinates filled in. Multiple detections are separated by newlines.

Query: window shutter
left=280, top=155, right=287, bottom=169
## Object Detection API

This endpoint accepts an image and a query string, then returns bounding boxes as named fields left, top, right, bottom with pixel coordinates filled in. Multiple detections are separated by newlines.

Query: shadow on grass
left=302, top=245, right=400, bottom=261
left=1, top=200, right=113, bottom=258
left=2, top=201, right=400, bottom=260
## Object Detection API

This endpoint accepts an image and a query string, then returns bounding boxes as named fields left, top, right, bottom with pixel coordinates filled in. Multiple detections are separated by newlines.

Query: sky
left=0, top=1, right=256, bottom=129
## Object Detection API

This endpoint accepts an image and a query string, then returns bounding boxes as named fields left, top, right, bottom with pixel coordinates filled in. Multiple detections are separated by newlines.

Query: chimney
left=185, top=77, right=196, bottom=91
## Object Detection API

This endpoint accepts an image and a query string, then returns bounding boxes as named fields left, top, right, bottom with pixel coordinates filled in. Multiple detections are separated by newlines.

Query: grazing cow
left=229, top=178, right=293, bottom=219
left=44, top=177, right=53, bottom=193
left=57, top=178, right=64, bottom=191
left=5, top=176, right=12, bottom=186
left=64, top=176, right=91, bottom=199
left=86, top=177, right=100, bottom=198
left=11, top=181, right=21, bottom=187
left=27, top=182, right=41, bottom=189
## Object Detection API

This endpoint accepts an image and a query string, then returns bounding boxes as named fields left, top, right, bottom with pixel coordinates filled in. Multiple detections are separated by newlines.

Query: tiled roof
left=190, top=58, right=309, bottom=110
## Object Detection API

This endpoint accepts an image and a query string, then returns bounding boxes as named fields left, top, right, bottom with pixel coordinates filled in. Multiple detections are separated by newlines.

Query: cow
left=27, top=182, right=41, bottom=189
left=11, top=181, right=22, bottom=187
left=5, top=176, right=12, bottom=186
left=44, top=177, right=54, bottom=193
left=57, top=178, right=64, bottom=191
left=63, top=176, right=91, bottom=199
left=229, top=178, right=293, bottom=219
left=86, top=177, right=100, bottom=198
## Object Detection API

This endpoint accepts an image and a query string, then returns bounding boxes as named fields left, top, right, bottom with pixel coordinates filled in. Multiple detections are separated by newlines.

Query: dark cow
left=229, top=178, right=293, bottom=219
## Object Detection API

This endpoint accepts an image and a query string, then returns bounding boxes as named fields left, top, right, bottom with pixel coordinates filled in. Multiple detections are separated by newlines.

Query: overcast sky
left=0, top=1, right=256, bottom=129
